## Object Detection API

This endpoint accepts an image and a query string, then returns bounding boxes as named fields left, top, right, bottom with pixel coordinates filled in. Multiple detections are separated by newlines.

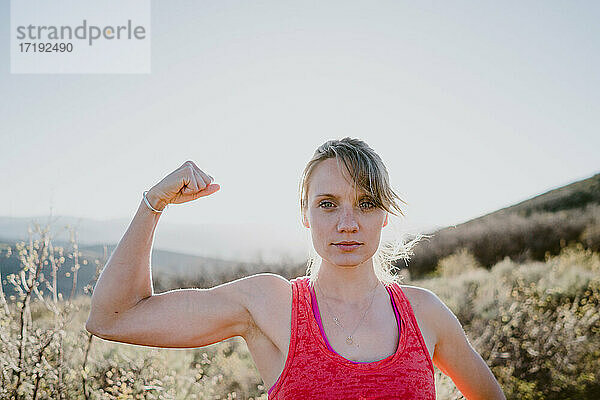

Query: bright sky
left=1, top=1, right=599, bottom=253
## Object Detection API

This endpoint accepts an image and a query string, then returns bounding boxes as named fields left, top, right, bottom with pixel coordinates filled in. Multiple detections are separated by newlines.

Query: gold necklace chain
left=315, top=280, right=380, bottom=347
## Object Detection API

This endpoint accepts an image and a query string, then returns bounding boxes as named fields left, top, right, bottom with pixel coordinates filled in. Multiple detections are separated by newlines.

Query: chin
left=327, top=254, right=370, bottom=268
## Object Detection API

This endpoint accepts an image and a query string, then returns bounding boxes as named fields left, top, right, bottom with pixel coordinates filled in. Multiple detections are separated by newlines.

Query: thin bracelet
left=143, top=190, right=165, bottom=213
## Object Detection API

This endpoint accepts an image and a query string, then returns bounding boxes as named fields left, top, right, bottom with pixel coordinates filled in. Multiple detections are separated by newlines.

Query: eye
left=360, top=201, right=376, bottom=210
left=318, top=200, right=335, bottom=209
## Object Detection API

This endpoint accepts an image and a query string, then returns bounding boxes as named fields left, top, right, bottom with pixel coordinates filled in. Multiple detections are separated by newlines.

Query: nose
left=337, top=207, right=359, bottom=233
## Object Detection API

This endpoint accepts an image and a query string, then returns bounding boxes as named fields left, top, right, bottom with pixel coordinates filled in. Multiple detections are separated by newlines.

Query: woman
left=86, top=138, right=506, bottom=399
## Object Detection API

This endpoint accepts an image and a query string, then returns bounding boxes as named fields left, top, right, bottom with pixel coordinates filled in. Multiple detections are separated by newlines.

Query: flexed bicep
left=86, top=273, right=280, bottom=348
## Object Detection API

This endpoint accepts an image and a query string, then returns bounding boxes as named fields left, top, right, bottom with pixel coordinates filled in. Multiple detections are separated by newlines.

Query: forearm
left=87, top=192, right=165, bottom=329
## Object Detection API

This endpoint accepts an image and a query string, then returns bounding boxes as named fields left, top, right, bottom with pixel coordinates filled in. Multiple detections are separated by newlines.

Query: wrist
left=145, top=189, right=168, bottom=212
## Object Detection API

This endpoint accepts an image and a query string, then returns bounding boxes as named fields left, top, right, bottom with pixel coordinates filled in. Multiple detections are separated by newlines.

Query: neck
left=314, top=258, right=382, bottom=305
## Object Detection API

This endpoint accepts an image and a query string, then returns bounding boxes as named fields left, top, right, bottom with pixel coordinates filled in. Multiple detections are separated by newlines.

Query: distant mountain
left=0, top=217, right=314, bottom=303
left=0, top=216, right=311, bottom=263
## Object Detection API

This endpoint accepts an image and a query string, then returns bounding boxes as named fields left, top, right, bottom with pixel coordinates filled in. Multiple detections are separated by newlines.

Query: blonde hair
left=299, top=137, right=429, bottom=287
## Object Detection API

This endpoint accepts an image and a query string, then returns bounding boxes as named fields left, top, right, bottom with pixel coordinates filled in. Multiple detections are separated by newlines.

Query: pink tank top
left=267, top=276, right=435, bottom=399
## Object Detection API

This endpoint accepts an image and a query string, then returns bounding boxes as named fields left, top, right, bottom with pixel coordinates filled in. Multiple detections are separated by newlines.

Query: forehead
left=308, top=158, right=366, bottom=198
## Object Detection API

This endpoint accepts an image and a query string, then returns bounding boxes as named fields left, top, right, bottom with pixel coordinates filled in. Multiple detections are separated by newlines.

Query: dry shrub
left=0, top=223, right=266, bottom=399
left=3, top=221, right=599, bottom=399
left=418, top=243, right=600, bottom=399
left=408, top=203, right=600, bottom=278
left=435, top=247, right=486, bottom=277
left=580, top=224, right=600, bottom=252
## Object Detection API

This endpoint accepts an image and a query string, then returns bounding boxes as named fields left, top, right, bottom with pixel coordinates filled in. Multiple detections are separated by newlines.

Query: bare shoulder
left=400, top=284, right=455, bottom=313
left=398, top=284, right=445, bottom=314
left=398, top=285, right=459, bottom=341
left=231, top=272, right=291, bottom=312
left=238, top=273, right=292, bottom=334
left=240, top=272, right=291, bottom=298
left=399, top=284, right=470, bottom=347
left=231, top=272, right=291, bottom=292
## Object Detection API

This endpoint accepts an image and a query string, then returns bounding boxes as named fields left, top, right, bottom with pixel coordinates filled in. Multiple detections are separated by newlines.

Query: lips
left=332, top=241, right=363, bottom=251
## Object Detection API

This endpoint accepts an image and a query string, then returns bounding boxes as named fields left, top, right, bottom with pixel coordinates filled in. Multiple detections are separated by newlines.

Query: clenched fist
left=146, top=160, right=220, bottom=211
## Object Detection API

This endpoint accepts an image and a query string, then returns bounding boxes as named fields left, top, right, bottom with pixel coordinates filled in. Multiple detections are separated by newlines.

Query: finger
left=172, top=183, right=220, bottom=204
left=185, top=160, right=204, bottom=175
left=196, top=169, right=213, bottom=187
left=185, top=161, right=211, bottom=185
left=188, top=165, right=208, bottom=190
left=196, top=183, right=220, bottom=198
left=181, top=161, right=212, bottom=186
left=184, top=165, right=200, bottom=193
left=180, top=160, right=194, bottom=170
left=180, top=160, right=200, bottom=177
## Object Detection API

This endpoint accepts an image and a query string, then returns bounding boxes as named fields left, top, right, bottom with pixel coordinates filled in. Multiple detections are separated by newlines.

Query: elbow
left=85, top=315, right=113, bottom=338
left=85, top=317, right=102, bottom=336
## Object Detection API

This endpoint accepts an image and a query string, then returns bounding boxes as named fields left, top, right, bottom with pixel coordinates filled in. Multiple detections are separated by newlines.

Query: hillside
left=472, top=172, right=600, bottom=219
left=2, top=172, right=598, bottom=295
left=407, top=172, right=600, bottom=278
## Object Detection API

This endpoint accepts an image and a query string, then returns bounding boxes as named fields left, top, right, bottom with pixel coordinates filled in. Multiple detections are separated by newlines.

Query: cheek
left=308, top=209, right=332, bottom=228
left=310, top=219, right=329, bottom=240
left=308, top=212, right=333, bottom=243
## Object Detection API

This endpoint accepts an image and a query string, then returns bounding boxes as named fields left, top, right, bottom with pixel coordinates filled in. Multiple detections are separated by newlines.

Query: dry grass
left=1, top=223, right=599, bottom=399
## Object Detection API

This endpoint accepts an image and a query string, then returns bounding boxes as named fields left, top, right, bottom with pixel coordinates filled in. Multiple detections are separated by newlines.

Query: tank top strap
left=267, top=276, right=303, bottom=398
left=387, top=283, right=435, bottom=376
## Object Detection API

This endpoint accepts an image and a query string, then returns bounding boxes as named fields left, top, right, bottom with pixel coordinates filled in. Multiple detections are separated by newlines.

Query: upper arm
left=86, top=272, right=286, bottom=349
left=419, top=288, right=506, bottom=400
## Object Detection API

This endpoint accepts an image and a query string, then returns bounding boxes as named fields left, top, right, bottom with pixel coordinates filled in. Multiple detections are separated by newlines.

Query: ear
left=383, top=213, right=388, bottom=227
left=302, top=213, right=310, bottom=228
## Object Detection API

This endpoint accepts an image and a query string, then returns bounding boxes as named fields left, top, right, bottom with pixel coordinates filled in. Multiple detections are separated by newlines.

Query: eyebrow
left=314, top=193, right=372, bottom=200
